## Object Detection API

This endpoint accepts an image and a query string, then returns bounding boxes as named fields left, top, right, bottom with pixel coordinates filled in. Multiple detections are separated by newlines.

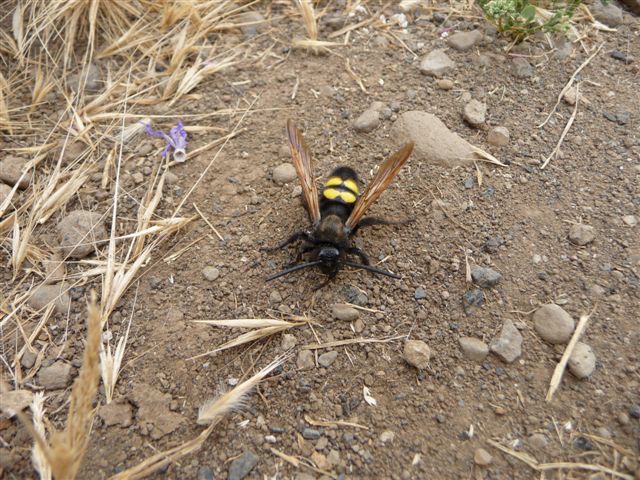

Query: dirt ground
left=1, top=1, right=639, bottom=479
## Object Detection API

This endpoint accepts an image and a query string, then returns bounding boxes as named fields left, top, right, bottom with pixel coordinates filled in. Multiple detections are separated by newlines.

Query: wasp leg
left=346, top=247, right=370, bottom=265
left=283, top=243, right=315, bottom=269
left=356, top=216, right=415, bottom=229
left=313, top=273, right=336, bottom=291
left=262, top=231, right=313, bottom=252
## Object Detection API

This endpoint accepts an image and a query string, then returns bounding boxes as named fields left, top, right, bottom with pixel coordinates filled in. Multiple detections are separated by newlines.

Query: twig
left=541, top=82, right=580, bottom=169
left=193, top=203, right=224, bottom=241
left=488, top=439, right=633, bottom=479
left=302, top=335, right=404, bottom=350
left=538, top=43, right=603, bottom=128
left=546, top=305, right=596, bottom=402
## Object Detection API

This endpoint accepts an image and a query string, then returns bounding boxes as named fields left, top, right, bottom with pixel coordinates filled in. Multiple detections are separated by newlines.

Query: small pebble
left=622, top=215, right=637, bottom=227
left=629, top=404, right=640, bottom=419
left=533, top=304, right=575, bottom=344
left=487, top=126, right=510, bottom=146
left=414, top=287, right=427, bottom=300
left=296, top=350, right=314, bottom=370
left=474, top=448, right=492, bottom=466
left=272, top=163, right=297, bottom=185
left=528, top=433, right=548, bottom=449
left=331, top=304, right=359, bottom=321
left=281, top=334, right=297, bottom=351
left=228, top=451, right=258, bottom=480
left=458, top=337, right=489, bottom=362
left=302, top=428, right=321, bottom=440
left=446, top=30, right=483, bottom=52
left=197, top=466, right=214, bottom=480
left=318, top=351, right=338, bottom=368
left=490, top=320, right=522, bottom=363
left=568, top=223, right=595, bottom=246
left=379, top=430, right=395, bottom=443
left=436, top=79, right=454, bottom=90
left=353, top=109, right=380, bottom=133
left=568, top=342, right=596, bottom=378
left=202, top=266, right=220, bottom=281
left=403, top=340, right=431, bottom=370
left=419, top=49, right=455, bottom=77
left=471, top=267, right=502, bottom=288
left=463, top=99, right=486, bottom=127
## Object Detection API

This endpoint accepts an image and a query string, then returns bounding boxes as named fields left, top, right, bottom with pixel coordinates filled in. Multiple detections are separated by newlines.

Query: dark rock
left=471, top=267, right=502, bottom=288
left=228, top=451, right=258, bottom=480
left=302, top=428, right=321, bottom=440
left=463, top=289, right=484, bottom=315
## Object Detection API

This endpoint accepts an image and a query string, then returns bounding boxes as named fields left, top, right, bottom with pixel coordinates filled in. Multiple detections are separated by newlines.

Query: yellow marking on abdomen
left=323, top=188, right=356, bottom=203
left=325, top=177, right=343, bottom=187
left=343, top=179, right=359, bottom=195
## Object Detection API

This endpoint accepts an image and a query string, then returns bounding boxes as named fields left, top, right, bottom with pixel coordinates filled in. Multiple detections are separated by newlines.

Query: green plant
left=479, top=0, right=582, bottom=42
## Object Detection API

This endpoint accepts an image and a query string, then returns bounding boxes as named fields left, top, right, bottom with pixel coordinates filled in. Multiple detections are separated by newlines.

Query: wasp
left=265, top=119, right=415, bottom=286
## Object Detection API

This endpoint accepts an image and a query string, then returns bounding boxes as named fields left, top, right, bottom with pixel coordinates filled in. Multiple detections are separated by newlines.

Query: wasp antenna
left=266, top=261, right=323, bottom=282
left=341, top=261, right=401, bottom=279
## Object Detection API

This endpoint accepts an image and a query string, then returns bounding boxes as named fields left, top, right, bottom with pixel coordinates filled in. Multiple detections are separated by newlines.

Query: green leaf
left=521, top=5, right=536, bottom=20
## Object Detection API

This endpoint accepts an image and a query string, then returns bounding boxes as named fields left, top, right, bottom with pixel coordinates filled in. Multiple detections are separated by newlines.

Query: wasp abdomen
left=322, top=167, right=359, bottom=205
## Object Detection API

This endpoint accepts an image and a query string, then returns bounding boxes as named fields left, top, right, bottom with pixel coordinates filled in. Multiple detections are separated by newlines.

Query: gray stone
left=353, top=109, right=380, bottom=132
left=0, top=156, right=30, bottom=189
left=490, top=320, right=522, bottom=363
left=459, top=337, right=489, bottom=361
left=391, top=111, right=476, bottom=168
left=318, top=351, right=338, bottom=368
left=197, top=466, right=214, bottom=480
left=57, top=210, right=106, bottom=259
left=474, top=448, right=492, bottom=466
left=414, top=287, right=427, bottom=300
left=228, top=450, right=258, bottom=480
left=528, top=433, right=548, bottom=449
left=568, top=342, right=596, bottom=378
left=436, top=79, right=454, bottom=90
left=419, top=49, right=455, bottom=77
left=0, top=183, right=13, bottom=204
left=511, top=57, right=533, bottom=78
left=37, top=361, right=72, bottom=390
left=331, top=303, right=359, bottom=321
left=296, top=350, right=314, bottom=370
left=21, top=350, right=37, bottom=369
left=592, top=0, right=623, bottom=26
left=281, top=333, right=297, bottom=350
left=622, top=215, right=637, bottom=227
left=28, top=283, right=71, bottom=314
left=202, top=266, right=220, bottom=281
left=446, top=30, right=483, bottom=51
left=471, top=267, right=502, bottom=288
left=463, top=99, right=486, bottom=127
left=569, top=223, right=595, bottom=246
left=533, top=304, right=575, bottom=344
left=403, top=340, right=431, bottom=369
left=487, top=126, right=510, bottom=146
left=269, top=290, right=282, bottom=304
left=272, top=163, right=297, bottom=185
left=302, top=428, right=321, bottom=440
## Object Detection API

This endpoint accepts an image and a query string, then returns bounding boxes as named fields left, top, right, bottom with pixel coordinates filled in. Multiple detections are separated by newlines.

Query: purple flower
left=142, top=121, right=188, bottom=161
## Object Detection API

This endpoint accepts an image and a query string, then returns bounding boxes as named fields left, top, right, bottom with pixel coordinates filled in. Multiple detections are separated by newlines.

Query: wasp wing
left=286, top=119, right=321, bottom=226
left=345, top=142, right=415, bottom=232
